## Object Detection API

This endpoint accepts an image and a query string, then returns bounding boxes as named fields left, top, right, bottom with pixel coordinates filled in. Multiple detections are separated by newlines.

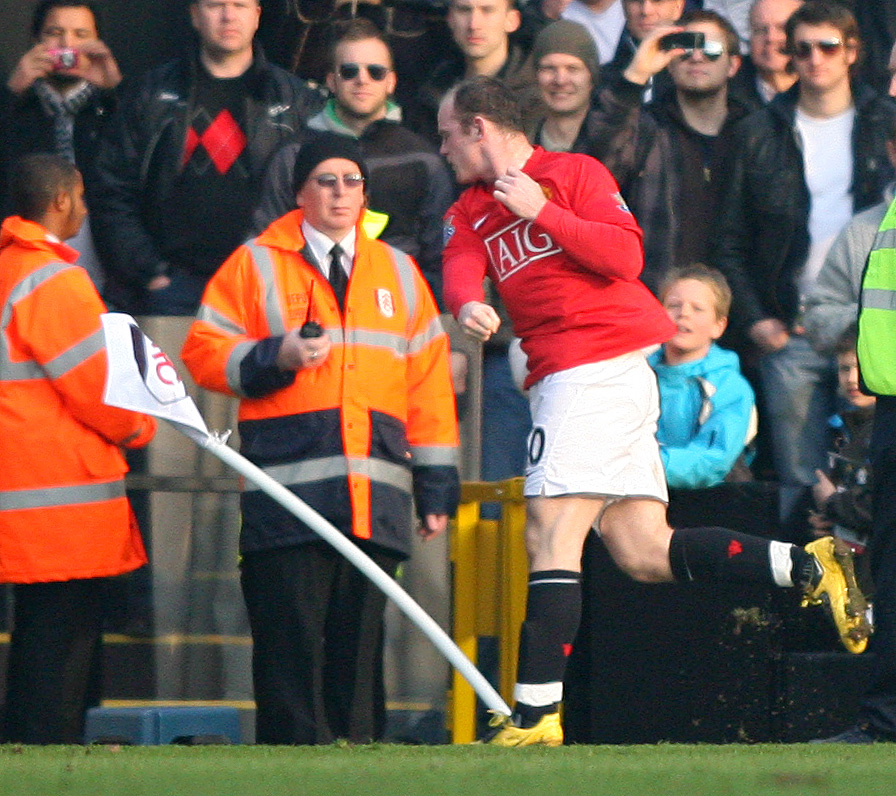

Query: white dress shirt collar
left=301, top=220, right=357, bottom=279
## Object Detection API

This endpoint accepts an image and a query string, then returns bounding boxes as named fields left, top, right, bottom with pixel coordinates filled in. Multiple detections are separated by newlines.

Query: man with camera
left=0, top=1, right=122, bottom=288
left=584, top=9, right=749, bottom=293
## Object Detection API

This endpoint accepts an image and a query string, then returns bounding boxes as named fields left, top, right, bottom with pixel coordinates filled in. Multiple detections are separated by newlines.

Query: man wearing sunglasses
left=715, top=1, right=895, bottom=529
left=89, top=0, right=324, bottom=316
left=253, top=18, right=453, bottom=307
left=182, top=132, right=460, bottom=744
left=584, top=10, right=750, bottom=293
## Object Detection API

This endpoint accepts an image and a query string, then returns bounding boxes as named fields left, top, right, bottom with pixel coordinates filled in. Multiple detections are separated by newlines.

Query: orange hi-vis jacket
left=0, top=216, right=155, bottom=584
left=182, top=209, right=459, bottom=557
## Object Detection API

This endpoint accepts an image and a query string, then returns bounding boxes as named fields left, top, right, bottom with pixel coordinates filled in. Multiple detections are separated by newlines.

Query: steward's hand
left=419, top=513, right=449, bottom=540
left=276, top=327, right=331, bottom=371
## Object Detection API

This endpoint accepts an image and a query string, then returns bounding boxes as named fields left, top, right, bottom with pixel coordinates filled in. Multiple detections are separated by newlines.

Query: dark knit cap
left=532, top=19, right=600, bottom=84
left=292, top=132, right=370, bottom=195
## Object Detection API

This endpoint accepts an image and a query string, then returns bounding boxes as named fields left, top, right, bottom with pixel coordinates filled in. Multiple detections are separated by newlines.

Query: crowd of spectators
left=5, top=0, right=893, bottom=535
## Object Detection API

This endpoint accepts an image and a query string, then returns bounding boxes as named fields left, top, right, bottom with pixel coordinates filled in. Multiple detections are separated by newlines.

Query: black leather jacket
left=582, top=77, right=752, bottom=294
left=713, top=83, right=895, bottom=342
left=90, top=45, right=323, bottom=311
left=0, top=83, right=116, bottom=216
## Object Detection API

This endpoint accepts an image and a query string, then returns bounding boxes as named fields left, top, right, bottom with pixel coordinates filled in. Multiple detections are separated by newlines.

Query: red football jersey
left=443, top=147, right=676, bottom=388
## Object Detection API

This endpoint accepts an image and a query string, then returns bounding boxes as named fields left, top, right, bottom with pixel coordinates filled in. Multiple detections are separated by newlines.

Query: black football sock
left=668, top=526, right=802, bottom=587
left=513, top=570, right=581, bottom=727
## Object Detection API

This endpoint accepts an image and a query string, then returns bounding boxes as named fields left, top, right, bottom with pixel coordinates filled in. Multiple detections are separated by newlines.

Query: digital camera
left=49, top=47, right=78, bottom=70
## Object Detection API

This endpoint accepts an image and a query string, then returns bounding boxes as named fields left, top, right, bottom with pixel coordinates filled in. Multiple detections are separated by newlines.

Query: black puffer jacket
left=90, top=45, right=323, bottom=311
left=713, top=83, right=895, bottom=342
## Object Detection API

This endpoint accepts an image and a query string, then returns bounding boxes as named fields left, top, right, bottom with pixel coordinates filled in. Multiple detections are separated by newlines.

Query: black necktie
left=329, top=243, right=347, bottom=312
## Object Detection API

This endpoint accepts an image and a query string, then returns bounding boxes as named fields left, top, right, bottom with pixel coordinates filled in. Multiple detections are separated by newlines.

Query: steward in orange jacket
left=0, top=217, right=154, bottom=583
left=182, top=135, right=459, bottom=745
left=0, top=154, right=156, bottom=745
left=182, top=206, right=460, bottom=558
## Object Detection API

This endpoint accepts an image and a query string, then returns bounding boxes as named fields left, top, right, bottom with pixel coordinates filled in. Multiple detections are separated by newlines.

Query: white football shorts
left=523, top=350, right=668, bottom=503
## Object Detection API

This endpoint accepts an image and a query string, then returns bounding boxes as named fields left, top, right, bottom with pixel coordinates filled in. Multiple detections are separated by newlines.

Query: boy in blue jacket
left=649, top=264, right=756, bottom=489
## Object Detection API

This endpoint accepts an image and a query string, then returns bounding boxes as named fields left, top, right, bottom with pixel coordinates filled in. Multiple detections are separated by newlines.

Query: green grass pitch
left=1, top=743, right=895, bottom=796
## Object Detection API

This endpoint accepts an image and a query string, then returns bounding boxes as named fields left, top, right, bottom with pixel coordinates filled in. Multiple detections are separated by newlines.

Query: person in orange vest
left=182, top=133, right=460, bottom=745
left=0, top=152, right=156, bottom=744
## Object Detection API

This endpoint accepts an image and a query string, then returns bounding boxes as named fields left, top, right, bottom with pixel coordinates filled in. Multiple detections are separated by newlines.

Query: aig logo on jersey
left=484, top=218, right=561, bottom=282
left=376, top=288, right=395, bottom=318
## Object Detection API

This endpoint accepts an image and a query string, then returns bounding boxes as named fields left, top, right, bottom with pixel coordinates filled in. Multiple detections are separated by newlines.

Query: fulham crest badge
left=376, top=288, right=395, bottom=318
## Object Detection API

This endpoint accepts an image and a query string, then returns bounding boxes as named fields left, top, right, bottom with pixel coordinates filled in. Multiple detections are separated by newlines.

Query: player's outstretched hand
left=493, top=166, right=547, bottom=220
left=458, top=301, right=501, bottom=342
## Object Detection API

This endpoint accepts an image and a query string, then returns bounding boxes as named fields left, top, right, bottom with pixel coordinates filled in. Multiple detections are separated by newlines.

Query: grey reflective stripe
left=256, top=456, right=348, bottom=487
left=247, top=455, right=412, bottom=493
left=344, top=328, right=408, bottom=355
left=197, top=303, right=247, bottom=336
left=349, top=457, right=413, bottom=491
left=245, top=241, right=286, bottom=335
left=242, top=241, right=422, bottom=358
left=225, top=340, right=257, bottom=396
left=43, top=329, right=105, bottom=380
left=411, top=445, right=459, bottom=467
left=873, top=226, right=896, bottom=250
left=0, top=478, right=126, bottom=512
left=408, top=316, right=445, bottom=355
left=388, top=245, right=418, bottom=321
left=0, top=359, right=45, bottom=381
left=861, top=288, right=896, bottom=312
left=0, top=261, right=76, bottom=382
left=325, top=326, right=345, bottom=345
left=3, top=261, right=73, bottom=322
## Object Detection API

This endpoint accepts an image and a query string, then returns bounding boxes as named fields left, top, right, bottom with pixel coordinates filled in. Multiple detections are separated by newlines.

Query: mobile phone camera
left=658, top=31, right=706, bottom=52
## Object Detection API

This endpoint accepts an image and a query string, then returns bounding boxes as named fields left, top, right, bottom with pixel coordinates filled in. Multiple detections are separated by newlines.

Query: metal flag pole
left=100, top=313, right=512, bottom=719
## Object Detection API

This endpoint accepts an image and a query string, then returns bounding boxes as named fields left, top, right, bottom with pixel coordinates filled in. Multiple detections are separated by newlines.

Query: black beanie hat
left=292, top=132, right=370, bottom=195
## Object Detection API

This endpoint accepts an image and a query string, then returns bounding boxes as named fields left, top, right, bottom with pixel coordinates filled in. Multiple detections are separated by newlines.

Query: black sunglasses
left=680, top=40, right=726, bottom=62
left=337, top=63, right=391, bottom=81
left=313, top=173, right=366, bottom=189
left=788, top=38, right=844, bottom=59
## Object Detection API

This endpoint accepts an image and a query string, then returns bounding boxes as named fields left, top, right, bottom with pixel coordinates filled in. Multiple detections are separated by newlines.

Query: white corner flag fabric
left=98, top=312, right=512, bottom=720
left=101, top=312, right=209, bottom=443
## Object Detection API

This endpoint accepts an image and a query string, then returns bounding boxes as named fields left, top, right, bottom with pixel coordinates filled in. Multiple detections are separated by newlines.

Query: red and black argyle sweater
left=162, top=70, right=257, bottom=277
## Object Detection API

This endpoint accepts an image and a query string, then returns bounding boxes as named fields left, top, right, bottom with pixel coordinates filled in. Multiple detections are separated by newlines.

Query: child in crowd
left=809, top=324, right=876, bottom=561
left=649, top=264, right=756, bottom=489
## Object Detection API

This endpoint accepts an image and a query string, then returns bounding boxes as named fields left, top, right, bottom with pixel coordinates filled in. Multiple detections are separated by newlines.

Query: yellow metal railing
left=449, top=477, right=529, bottom=744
